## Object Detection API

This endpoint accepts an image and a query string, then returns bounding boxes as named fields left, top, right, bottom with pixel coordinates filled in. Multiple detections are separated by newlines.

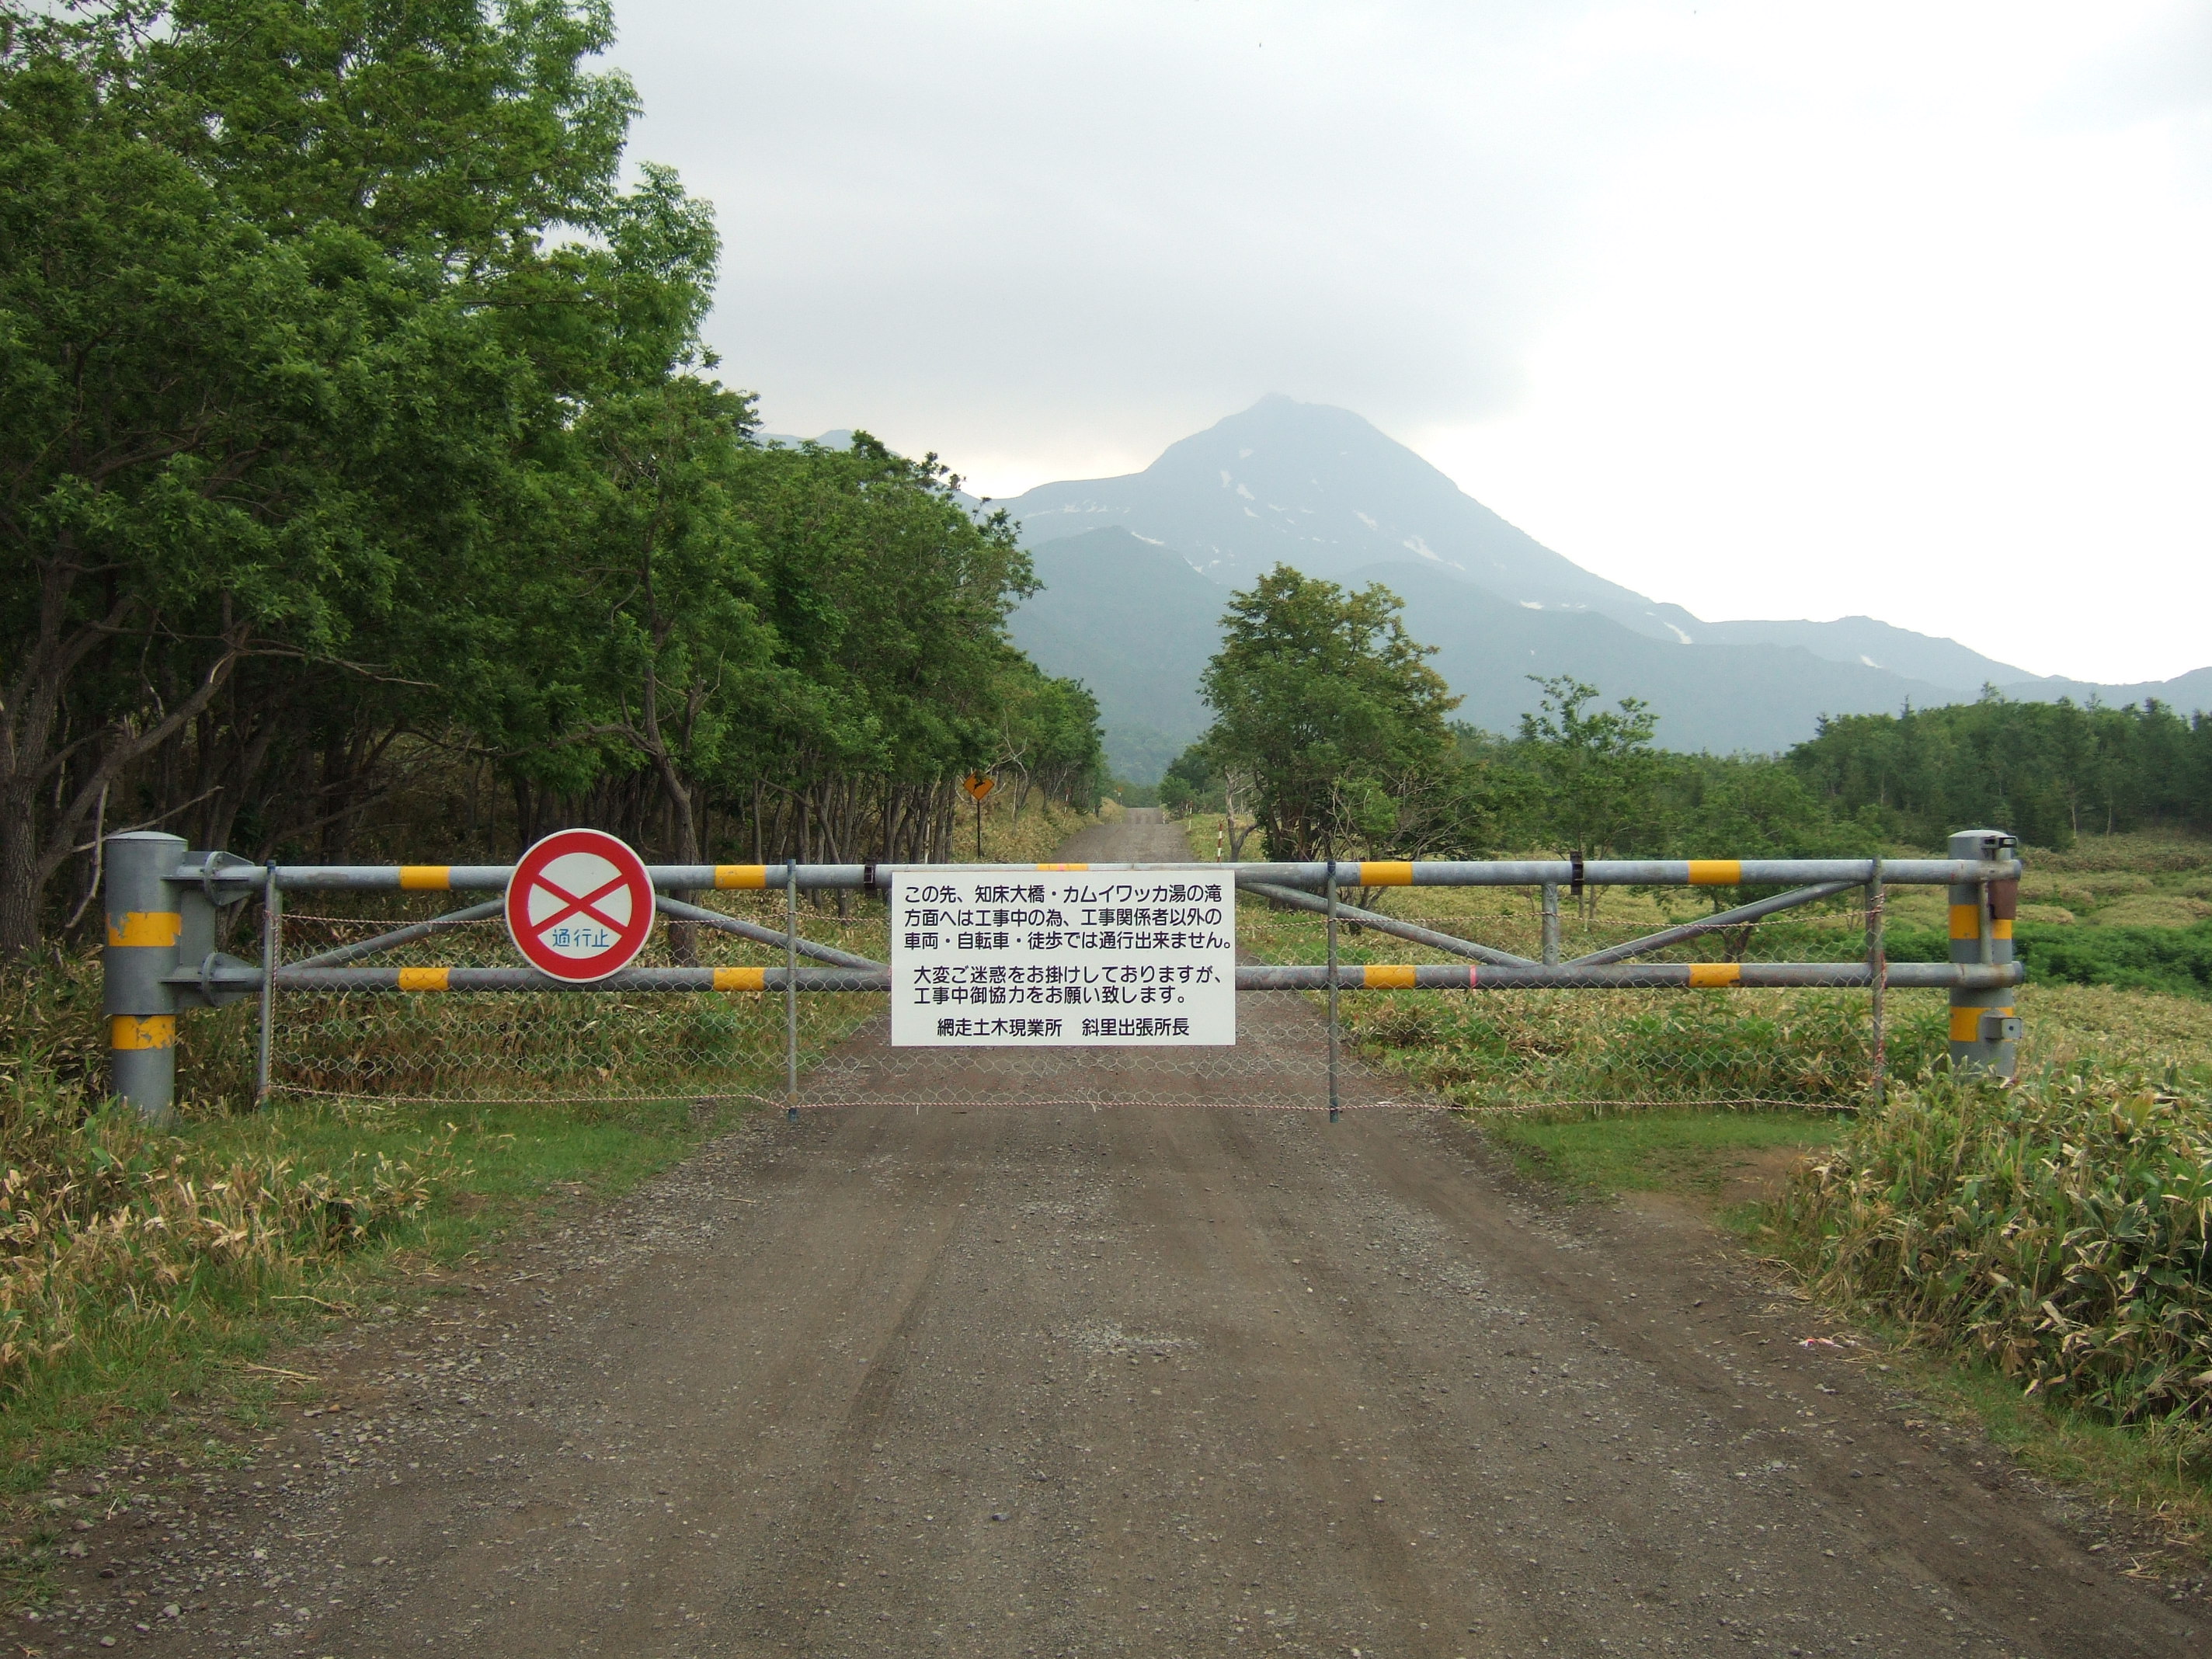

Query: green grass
left=1882, top=918, right=2212, bottom=1002
left=1487, top=1108, right=1848, bottom=1204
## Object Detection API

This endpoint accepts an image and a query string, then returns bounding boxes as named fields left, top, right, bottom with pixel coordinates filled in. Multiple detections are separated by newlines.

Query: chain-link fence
left=241, top=867, right=1986, bottom=1118
left=1254, top=890, right=1948, bottom=1114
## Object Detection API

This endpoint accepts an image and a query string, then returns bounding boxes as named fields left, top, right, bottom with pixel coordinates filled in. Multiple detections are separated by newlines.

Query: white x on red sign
left=504, top=829, right=655, bottom=982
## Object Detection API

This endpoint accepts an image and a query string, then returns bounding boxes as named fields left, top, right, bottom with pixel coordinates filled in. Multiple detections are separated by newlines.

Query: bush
left=1776, top=1066, right=2212, bottom=1430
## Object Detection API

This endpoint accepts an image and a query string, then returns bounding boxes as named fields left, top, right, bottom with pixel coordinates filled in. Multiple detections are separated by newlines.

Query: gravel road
left=26, top=813, right=2204, bottom=1657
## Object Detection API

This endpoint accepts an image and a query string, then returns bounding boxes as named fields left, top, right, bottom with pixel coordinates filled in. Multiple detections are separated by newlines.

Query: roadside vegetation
left=0, top=796, right=1087, bottom=1525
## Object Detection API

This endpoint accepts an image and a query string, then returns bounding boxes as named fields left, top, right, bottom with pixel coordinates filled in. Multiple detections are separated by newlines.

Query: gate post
left=103, top=831, right=187, bottom=1122
left=1946, top=828, right=2019, bottom=1080
left=1324, top=858, right=1341, bottom=1122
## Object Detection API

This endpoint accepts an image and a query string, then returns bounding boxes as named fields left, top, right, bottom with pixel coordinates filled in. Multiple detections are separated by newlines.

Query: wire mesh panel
left=1236, top=885, right=1924, bottom=1113
left=266, top=894, right=888, bottom=1107
left=256, top=879, right=1913, bottom=1115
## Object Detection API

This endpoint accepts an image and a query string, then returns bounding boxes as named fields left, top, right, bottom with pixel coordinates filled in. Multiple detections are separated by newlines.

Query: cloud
left=609, top=0, right=2212, bottom=683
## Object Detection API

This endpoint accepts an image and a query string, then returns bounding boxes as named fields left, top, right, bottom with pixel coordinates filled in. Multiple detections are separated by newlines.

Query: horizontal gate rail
left=165, top=960, right=2022, bottom=995
left=179, top=854, right=2022, bottom=895
left=1242, top=962, right=2020, bottom=991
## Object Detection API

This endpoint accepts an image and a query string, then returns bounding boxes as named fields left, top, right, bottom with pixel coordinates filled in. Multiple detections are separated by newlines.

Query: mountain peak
left=999, top=398, right=1673, bottom=631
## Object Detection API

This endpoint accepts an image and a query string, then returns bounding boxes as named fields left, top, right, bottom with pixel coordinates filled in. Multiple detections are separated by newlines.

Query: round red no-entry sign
left=504, top=829, right=655, bottom=982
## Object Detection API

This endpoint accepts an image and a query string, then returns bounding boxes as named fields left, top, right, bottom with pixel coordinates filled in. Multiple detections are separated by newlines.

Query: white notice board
left=889, top=868, right=1236, bottom=1046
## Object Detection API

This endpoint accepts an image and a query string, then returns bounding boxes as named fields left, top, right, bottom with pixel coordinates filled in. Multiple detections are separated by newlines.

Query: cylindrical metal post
left=785, top=861, right=800, bottom=1122
left=1325, top=857, right=1341, bottom=1122
left=1946, top=829, right=2019, bottom=1078
left=256, top=868, right=281, bottom=1105
left=103, top=831, right=186, bottom=1122
left=1540, top=882, right=1560, bottom=968
left=1866, top=860, right=1886, bottom=1108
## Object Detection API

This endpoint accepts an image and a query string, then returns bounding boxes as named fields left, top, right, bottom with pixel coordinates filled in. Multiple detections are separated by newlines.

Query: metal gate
left=101, top=830, right=2022, bottom=1122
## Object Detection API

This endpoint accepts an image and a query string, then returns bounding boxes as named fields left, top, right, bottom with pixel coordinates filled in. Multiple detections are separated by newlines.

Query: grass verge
left=1484, top=1106, right=1847, bottom=1209
left=0, top=1082, right=746, bottom=1602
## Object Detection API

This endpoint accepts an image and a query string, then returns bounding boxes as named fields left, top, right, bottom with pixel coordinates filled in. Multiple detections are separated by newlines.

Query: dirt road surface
left=29, top=813, right=2204, bottom=1657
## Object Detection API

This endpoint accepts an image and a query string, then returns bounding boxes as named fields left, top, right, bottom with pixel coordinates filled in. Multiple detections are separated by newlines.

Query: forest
left=0, top=1, right=1106, bottom=960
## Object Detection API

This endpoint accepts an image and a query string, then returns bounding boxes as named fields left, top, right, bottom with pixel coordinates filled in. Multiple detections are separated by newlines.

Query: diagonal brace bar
left=1567, top=879, right=1862, bottom=967
left=288, top=898, right=507, bottom=969
left=1240, top=878, right=1538, bottom=968
left=655, top=894, right=885, bottom=970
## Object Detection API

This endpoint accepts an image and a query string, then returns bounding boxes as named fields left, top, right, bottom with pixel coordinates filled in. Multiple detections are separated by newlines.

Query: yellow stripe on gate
left=106, top=910, right=182, bottom=948
left=399, top=865, right=451, bottom=891
left=1362, top=965, right=1418, bottom=989
left=1035, top=863, right=1089, bottom=871
left=714, top=967, right=767, bottom=992
left=715, top=865, right=770, bottom=889
left=110, top=1014, right=175, bottom=1050
left=1358, top=861, right=1414, bottom=887
left=1687, top=861, right=1742, bottom=886
left=1948, top=904, right=2012, bottom=941
left=397, top=967, right=450, bottom=992
left=1688, top=963, right=1741, bottom=988
left=1950, top=1004, right=2015, bottom=1042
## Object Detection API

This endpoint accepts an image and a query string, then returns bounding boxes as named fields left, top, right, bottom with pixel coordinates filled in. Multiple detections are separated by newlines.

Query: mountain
left=1007, top=530, right=1225, bottom=781
left=1001, top=395, right=1699, bottom=644
left=996, top=398, right=2210, bottom=776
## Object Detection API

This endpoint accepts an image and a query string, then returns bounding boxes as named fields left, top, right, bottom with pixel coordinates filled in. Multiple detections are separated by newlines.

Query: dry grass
left=0, top=1084, right=456, bottom=1389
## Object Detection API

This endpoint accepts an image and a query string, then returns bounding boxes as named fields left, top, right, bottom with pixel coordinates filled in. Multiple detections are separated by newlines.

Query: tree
left=0, top=0, right=711, bottom=953
left=1197, top=567, right=1460, bottom=861
left=1517, top=676, right=1657, bottom=904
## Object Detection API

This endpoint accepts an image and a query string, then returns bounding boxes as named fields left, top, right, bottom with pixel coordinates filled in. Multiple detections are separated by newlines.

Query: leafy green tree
left=1157, top=744, right=1216, bottom=819
left=0, top=0, right=718, bottom=952
left=722, top=436, right=1044, bottom=862
left=1517, top=676, right=1658, bottom=868
left=1198, top=567, right=1460, bottom=861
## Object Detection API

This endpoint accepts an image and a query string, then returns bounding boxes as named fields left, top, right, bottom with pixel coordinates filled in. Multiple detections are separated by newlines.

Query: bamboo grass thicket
left=1779, top=1066, right=2212, bottom=1429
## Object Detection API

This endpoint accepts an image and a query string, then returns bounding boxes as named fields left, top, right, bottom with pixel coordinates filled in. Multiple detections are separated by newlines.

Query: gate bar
left=1242, top=879, right=1537, bottom=968
left=1566, top=879, right=1862, bottom=968
left=656, top=894, right=885, bottom=971
left=190, top=856, right=2022, bottom=894
left=289, top=898, right=506, bottom=969
left=179, top=960, right=2022, bottom=995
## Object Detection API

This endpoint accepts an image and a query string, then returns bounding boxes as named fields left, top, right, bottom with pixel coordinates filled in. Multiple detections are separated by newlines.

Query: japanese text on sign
left=889, top=869, right=1236, bottom=1046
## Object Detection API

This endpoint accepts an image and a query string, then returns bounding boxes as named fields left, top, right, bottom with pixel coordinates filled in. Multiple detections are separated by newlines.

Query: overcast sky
left=610, top=2, right=2211, bottom=684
